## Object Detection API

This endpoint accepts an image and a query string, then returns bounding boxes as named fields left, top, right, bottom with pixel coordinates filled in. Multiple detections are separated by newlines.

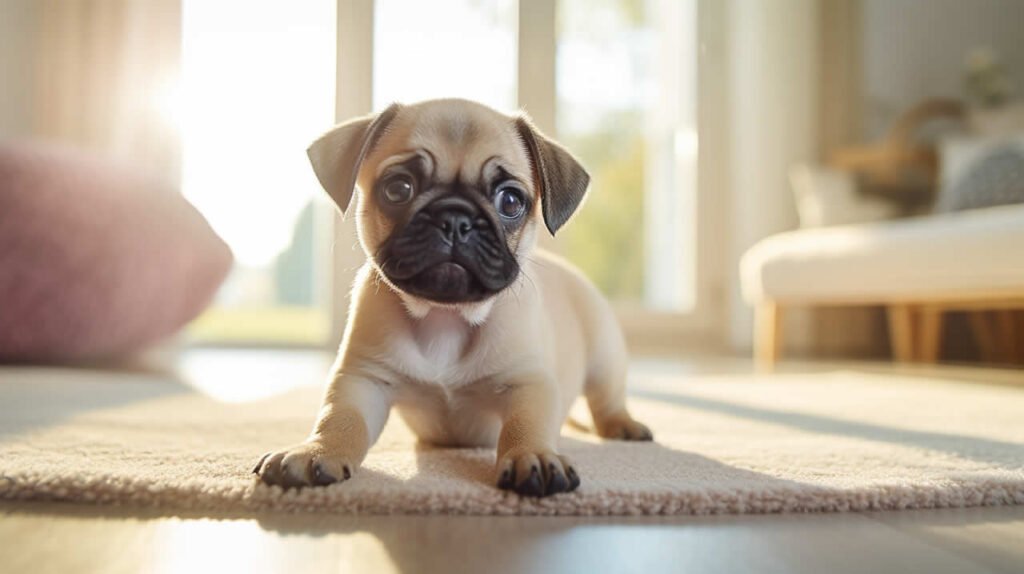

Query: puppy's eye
left=382, top=177, right=414, bottom=204
left=494, top=185, right=527, bottom=219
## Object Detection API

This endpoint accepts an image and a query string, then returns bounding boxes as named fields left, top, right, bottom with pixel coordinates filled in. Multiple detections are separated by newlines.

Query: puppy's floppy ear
left=514, top=115, right=590, bottom=235
left=307, top=103, right=402, bottom=215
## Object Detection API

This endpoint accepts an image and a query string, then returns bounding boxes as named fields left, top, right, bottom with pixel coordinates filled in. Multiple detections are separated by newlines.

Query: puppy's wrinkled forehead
left=359, top=100, right=533, bottom=192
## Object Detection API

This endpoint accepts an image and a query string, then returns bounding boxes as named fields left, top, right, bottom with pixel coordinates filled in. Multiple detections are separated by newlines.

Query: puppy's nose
left=434, top=210, right=475, bottom=244
left=428, top=198, right=478, bottom=244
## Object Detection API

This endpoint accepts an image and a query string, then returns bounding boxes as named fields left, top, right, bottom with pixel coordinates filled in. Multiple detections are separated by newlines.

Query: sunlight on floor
left=176, top=349, right=332, bottom=403
left=151, top=520, right=271, bottom=574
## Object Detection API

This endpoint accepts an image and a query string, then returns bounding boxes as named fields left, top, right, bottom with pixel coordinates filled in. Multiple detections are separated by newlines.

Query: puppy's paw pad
left=495, top=452, right=579, bottom=497
left=251, top=441, right=355, bottom=489
left=596, top=414, right=654, bottom=442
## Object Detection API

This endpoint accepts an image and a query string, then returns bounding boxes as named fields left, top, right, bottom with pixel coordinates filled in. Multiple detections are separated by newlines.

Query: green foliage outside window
left=561, top=111, right=646, bottom=302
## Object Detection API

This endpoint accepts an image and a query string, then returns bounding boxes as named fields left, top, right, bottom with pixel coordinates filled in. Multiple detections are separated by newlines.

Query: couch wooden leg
left=756, top=302, right=782, bottom=369
left=1014, top=311, right=1024, bottom=363
left=969, top=310, right=1021, bottom=365
left=969, top=311, right=998, bottom=363
left=888, top=304, right=916, bottom=362
left=916, top=306, right=944, bottom=363
left=993, top=310, right=1018, bottom=364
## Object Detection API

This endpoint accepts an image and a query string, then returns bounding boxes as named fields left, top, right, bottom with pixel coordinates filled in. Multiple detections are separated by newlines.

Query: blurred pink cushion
left=0, top=141, right=232, bottom=361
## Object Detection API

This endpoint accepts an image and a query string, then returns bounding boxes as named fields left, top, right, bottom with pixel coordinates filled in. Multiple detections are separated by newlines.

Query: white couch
left=740, top=203, right=1024, bottom=365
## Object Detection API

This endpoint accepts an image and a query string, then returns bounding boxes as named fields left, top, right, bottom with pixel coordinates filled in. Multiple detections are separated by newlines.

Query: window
left=180, top=0, right=707, bottom=348
left=373, top=0, right=518, bottom=112
left=179, top=0, right=336, bottom=345
left=556, top=0, right=697, bottom=312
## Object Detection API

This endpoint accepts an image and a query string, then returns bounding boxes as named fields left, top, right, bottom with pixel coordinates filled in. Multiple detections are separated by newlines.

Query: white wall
left=0, top=0, right=37, bottom=138
left=862, top=0, right=1024, bottom=138
left=723, top=0, right=1024, bottom=353
left=726, top=0, right=820, bottom=349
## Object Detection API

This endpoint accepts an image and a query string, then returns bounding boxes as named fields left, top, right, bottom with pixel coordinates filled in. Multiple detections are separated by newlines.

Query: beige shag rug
left=1, top=364, right=1023, bottom=515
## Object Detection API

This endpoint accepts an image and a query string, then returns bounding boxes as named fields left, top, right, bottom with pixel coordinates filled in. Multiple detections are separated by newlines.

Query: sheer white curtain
left=32, top=0, right=182, bottom=183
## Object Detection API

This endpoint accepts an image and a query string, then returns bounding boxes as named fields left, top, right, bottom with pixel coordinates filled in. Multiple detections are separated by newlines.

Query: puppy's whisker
left=525, top=255, right=554, bottom=271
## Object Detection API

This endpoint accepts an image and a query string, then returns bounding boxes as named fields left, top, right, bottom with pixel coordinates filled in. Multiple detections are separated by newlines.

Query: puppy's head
left=307, top=99, right=589, bottom=306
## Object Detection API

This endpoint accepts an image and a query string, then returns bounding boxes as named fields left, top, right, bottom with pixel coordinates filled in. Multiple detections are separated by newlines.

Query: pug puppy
left=253, top=99, right=652, bottom=497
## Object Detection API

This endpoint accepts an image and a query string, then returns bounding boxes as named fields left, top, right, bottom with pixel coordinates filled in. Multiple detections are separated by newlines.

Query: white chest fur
left=390, top=308, right=478, bottom=387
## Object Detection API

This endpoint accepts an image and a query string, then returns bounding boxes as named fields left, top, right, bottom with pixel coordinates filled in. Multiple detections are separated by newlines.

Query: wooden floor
left=1, top=502, right=1021, bottom=574
left=2, top=350, right=1022, bottom=574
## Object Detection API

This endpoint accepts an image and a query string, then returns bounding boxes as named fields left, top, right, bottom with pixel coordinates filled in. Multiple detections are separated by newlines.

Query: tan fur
left=255, top=99, right=651, bottom=496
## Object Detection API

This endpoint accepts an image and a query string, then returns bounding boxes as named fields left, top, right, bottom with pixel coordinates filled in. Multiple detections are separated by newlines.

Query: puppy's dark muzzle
left=376, top=195, right=520, bottom=303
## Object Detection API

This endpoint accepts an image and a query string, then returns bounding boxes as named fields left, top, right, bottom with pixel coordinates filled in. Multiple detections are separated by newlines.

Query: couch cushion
left=0, top=141, right=232, bottom=361
left=936, top=134, right=1024, bottom=212
left=741, top=204, right=1024, bottom=304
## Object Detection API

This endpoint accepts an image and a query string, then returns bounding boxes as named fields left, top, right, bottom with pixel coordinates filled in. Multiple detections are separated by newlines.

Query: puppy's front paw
left=252, top=438, right=357, bottom=489
left=595, top=412, right=654, bottom=442
left=496, top=451, right=580, bottom=497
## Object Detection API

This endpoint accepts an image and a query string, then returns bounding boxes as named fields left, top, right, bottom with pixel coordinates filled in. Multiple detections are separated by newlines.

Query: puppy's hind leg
left=583, top=337, right=653, bottom=442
